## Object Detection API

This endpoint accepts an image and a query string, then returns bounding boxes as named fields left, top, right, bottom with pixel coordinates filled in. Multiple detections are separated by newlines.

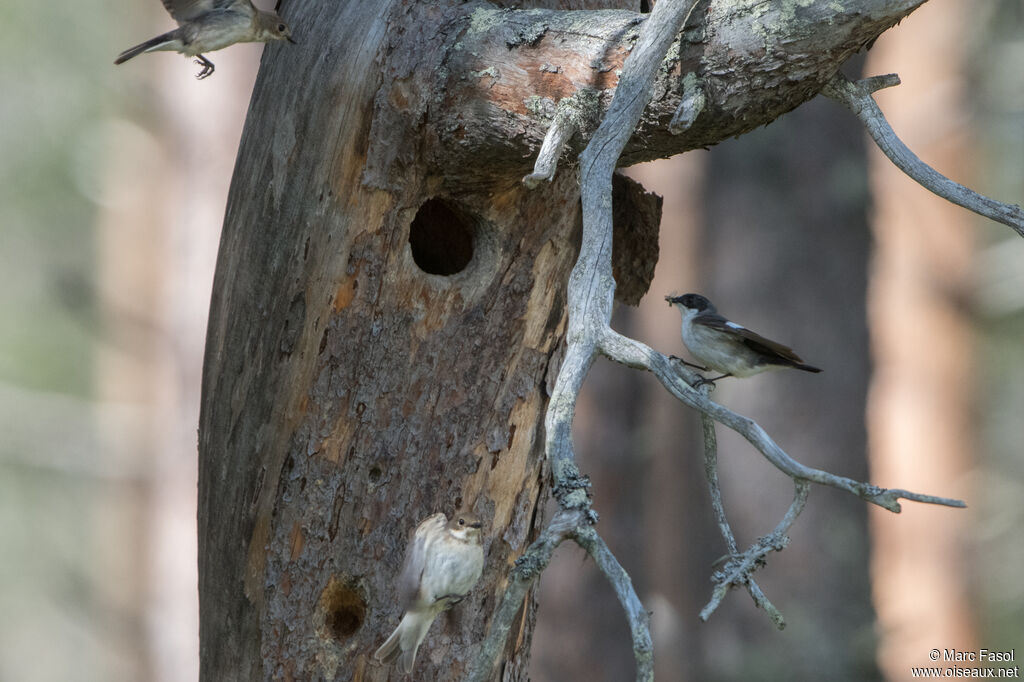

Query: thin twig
left=823, top=72, right=1024, bottom=238
left=699, top=481, right=809, bottom=627
left=699, top=395, right=793, bottom=628
left=699, top=407, right=737, bottom=555
left=522, top=114, right=576, bottom=188
left=572, top=528, right=654, bottom=675
left=524, top=88, right=602, bottom=188
left=669, top=72, right=705, bottom=134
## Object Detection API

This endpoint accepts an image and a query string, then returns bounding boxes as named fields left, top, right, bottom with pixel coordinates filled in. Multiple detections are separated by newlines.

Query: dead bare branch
left=475, top=2, right=702, bottom=680
left=523, top=89, right=600, bottom=188
left=823, top=72, right=1024, bottom=238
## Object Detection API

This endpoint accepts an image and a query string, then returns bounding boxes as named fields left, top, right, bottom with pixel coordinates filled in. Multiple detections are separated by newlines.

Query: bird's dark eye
left=278, top=23, right=286, bottom=32
left=458, top=518, right=465, bottom=526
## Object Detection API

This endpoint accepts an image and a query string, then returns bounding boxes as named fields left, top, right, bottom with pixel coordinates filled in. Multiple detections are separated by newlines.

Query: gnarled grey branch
left=823, top=72, right=1024, bottom=238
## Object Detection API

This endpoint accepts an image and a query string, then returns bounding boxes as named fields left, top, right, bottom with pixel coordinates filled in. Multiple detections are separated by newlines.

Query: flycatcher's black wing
left=696, top=313, right=810, bottom=366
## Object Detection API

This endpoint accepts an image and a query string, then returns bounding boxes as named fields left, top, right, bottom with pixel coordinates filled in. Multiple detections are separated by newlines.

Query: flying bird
left=374, top=511, right=485, bottom=673
left=666, top=293, right=822, bottom=384
left=115, top=0, right=295, bottom=79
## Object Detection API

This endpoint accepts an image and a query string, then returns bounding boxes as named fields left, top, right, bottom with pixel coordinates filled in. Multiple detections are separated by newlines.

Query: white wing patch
left=725, top=321, right=745, bottom=330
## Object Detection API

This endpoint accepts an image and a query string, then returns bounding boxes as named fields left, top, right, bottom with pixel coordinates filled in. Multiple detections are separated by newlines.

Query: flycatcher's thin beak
left=287, top=36, right=297, bottom=44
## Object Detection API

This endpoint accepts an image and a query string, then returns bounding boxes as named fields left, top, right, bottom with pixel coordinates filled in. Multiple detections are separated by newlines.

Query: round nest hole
left=318, top=576, right=367, bottom=642
left=409, top=198, right=474, bottom=276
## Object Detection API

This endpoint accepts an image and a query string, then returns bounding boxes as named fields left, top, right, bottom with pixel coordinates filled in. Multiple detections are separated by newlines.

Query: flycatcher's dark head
left=665, top=293, right=714, bottom=312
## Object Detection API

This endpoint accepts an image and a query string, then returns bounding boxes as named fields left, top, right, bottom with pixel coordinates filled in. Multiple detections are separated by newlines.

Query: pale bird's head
left=256, top=12, right=296, bottom=44
left=447, top=512, right=483, bottom=542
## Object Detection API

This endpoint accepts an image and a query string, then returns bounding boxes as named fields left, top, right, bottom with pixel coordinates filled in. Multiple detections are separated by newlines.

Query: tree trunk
left=197, top=4, right=583, bottom=675
left=197, top=1, right=933, bottom=679
left=864, top=0, right=978, bottom=676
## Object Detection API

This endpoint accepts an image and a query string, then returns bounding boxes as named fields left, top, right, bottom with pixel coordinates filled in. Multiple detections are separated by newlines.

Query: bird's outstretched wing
left=396, top=513, right=446, bottom=609
left=697, top=313, right=809, bottom=365
left=162, top=0, right=251, bottom=23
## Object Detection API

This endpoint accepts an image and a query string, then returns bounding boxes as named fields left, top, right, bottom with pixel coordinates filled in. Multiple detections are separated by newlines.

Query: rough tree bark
left=197, top=1, right=937, bottom=680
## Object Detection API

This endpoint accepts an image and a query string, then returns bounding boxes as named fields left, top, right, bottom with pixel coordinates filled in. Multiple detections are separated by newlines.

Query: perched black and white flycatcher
left=665, top=293, right=822, bottom=383
left=374, top=511, right=484, bottom=674
left=115, top=0, right=295, bottom=79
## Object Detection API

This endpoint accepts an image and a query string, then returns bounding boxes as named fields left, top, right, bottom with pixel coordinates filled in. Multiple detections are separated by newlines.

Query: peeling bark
left=434, top=0, right=927, bottom=182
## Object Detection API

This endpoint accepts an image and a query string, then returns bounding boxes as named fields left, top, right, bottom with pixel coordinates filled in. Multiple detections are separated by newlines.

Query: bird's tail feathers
left=399, top=649, right=418, bottom=675
left=398, top=611, right=434, bottom=673
left=375, top=611, right=436, bottom=673
left=794, top=362, right=823, bottom=373
left=114, top=30, right=180, bottom=64
left=373, top=625, right=402, bottom=665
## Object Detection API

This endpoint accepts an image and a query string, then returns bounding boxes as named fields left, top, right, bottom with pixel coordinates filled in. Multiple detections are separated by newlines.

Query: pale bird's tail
left=114, top=30, right=180, bottom=64
left=373, top=611, right=436, bottom=674
left=373, top=625, right=402, bottom=665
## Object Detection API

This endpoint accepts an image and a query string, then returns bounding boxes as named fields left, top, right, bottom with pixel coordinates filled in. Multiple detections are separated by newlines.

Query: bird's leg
left=669, top=355, right=709, bottom=371
left=435, top=593, right=467, bottom=608
left=194, top=54, right=215, bottom=79
left=694, top=373, right=731, bottom=389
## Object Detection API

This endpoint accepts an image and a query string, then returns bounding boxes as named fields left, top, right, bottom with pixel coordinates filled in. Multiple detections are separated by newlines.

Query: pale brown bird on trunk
left=374, top=512, right=485, bottom=674
left=115, top=0, right=295, bottom=79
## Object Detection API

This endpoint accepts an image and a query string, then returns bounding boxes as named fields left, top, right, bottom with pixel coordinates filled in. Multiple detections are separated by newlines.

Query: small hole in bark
left=409, top=198, right=474, bottom=275
left=368, top=466, right=382, bottom=483
left=318, top=576, right=366, bottom=642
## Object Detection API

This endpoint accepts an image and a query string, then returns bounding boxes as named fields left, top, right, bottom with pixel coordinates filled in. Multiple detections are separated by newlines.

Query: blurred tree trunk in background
left=629, top=158, right=716, bottom=680
left=96, top=30, right=259, bottom=681
left=699, top=74, right=877, bottom=681
left=864, top=0, right=978, bottom=676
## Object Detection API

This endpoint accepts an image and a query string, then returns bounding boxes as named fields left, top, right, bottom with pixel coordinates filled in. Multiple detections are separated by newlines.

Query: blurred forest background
left=1, top=0, right=1021, bottom=680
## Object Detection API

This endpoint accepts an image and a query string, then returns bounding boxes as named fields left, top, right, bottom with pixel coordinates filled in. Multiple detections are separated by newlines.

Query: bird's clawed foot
left=435, top=593, right=467, bottom=608
left=669, top=355, right=708, bottom=371
left=693, top=374, right=731, bottom=389
left=194, top=55, right=215, bottom=79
